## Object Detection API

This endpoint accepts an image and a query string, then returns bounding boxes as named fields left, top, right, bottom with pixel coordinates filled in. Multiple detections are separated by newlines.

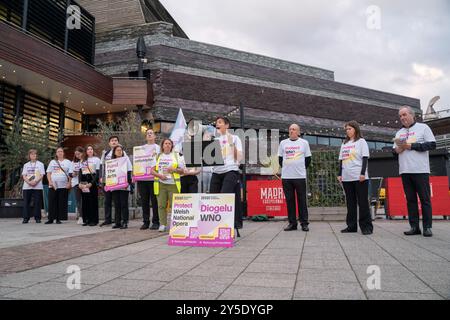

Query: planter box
left=0, top=198, right=25, bottom=218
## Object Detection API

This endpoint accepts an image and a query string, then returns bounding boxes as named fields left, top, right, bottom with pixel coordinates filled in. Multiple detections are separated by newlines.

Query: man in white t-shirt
left=278, top=124, right=312, bottom=232
left=210, top=116, right=244, bottom=229
left=137, top=129, right=161, bottom=230
left=394, top=106, right=436, bottom=237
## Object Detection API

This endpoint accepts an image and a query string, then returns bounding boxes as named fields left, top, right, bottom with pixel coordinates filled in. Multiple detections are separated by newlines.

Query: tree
left=0, top=115, right=64, bottom=198
left=94, top=111, right=146, bottom=155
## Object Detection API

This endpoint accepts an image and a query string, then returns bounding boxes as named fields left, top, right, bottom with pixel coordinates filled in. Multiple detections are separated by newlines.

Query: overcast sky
left=160, top=0, right=450, bottom=113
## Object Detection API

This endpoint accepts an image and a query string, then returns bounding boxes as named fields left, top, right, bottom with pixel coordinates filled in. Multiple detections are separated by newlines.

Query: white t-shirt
left=339, top=139, right=370, bottom=182
left=22, top=161, right=46, bottom=190
left=47, top=159, right=73, bottom=189
left=71, top=161, right=82, bottom=187
left=157, top=152, right=185, bottom=185
left=278, top=138, right=312, bottom=179
left=81, top=157, right=101, bottom=175
left=394, top=123, right=436, bottom=174
left=213, top=134, right=243, bottom=174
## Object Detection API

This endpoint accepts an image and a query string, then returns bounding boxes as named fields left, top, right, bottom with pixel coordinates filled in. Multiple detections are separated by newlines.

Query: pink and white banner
left=104, top=157, right=129, bottom=192
left=169, top=194, right=235, bottom=248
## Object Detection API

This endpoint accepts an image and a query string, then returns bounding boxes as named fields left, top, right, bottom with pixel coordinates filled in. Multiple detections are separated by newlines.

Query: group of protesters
left=21, top=107, right=437, bottom=238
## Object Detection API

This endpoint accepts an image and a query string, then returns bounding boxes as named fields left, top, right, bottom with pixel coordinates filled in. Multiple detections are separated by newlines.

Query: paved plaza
left=0, top=219, right=449, bottom=300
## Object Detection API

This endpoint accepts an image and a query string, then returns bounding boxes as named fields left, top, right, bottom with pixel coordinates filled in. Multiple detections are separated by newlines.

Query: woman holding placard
left=111, top=145, right=133, bottom=229
left=78, top=145, right=101, bottom=226
left=338, top=121, right=373, bottom=235
left=151, top=139, right=185, bottom=232
left=72, top=146, right=84, bottom=224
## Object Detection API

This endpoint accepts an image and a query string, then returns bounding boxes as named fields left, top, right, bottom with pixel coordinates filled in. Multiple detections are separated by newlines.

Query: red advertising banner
left=247, top=180, right=289, bottom=217
left=385, top=177, right=450, bottom=217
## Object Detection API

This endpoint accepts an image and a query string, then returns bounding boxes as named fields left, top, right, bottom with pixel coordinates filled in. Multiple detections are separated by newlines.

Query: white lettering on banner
left=260, top=187, right=285, bottom=200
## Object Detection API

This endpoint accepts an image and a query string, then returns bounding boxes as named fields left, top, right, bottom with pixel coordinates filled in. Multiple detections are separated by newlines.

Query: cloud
left=412, top=63, right=445, bottom=82
left=160, top=0, right=450, bottom=111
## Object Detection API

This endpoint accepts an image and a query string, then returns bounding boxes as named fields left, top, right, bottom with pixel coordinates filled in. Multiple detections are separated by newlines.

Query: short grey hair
left=289, top=124, right=301, bottom=131
left=399, top=106, right=416, bottom=116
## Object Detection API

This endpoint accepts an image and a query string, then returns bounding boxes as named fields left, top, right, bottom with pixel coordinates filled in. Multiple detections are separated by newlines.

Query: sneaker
left=158, top=225, right=166, bottom=232
left=77, top=217, right=83, bottom=225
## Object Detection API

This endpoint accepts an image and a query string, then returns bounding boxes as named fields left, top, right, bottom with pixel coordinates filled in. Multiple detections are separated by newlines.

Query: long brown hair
left=160, top=138, right=174, bottom=153
left=344, top=121, right=363, bottom=144
left=73, top=146, right=85, bottom=162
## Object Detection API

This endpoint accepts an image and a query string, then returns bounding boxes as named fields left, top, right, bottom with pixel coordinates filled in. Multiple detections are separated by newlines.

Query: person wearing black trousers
left=79, top=145, right=101, bottom=226
left=46, top=147, right=73, bottom=224
left=209, top=117, right=244, bottom=229
left=394, top=106, right=436, bottom=237
left=99, top=136, right=127, bottom=227
left=111, top=145, right=133, bottom=230
left=22, top=149, right=45, bottom=224
left=137, top=129, right=161, bottom=230
left=338, top=121, right=373, bottom=235
left=279, top=124, right=312, bottom=232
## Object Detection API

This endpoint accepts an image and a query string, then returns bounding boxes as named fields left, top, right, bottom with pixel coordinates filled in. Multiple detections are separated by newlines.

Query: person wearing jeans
left=279, top=124, right=312, bottom=232
left=338, top=121, right=373, bottom=235
left=394, top=106, right=436, bottom=237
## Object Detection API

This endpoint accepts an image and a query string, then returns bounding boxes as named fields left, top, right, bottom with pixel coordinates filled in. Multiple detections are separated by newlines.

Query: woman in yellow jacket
left=151, top=139, right=185, bottom=232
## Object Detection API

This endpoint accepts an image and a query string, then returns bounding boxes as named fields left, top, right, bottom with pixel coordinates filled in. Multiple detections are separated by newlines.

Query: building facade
left=1, top=0, right=425, bottom=195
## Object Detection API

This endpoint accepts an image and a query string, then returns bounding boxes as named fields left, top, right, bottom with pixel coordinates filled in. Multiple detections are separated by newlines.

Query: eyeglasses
left=147, top=132, right=154, bottom=136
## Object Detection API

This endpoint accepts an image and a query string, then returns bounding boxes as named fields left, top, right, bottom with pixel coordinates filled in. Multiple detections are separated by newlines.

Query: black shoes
left=45, top=220, right=53, bottom=224
left=120, top=223, right=128, bottom=230
left=284, top=224, right=298, bottom=231
left=149, top=224, right=160, bottom=230
left=82, top=223, right=88, bottom=226
left=112, top=224, right=121, bottom=229
left=140, top=224, right=149, bottom=230
left=56, top=220, right=62, bottom=224
left=88, top=223, right=97, bottom=227
left=100, top=221, right=112, bottom=227
left=423, top=228, right=433, bottom=237
left=301, top=225, right=310, bottom=232
left=22, top=219, right=29, bottom=224
left=362, top=229, right=373, bottom=235
left=341, top=228, right=357, bottom=233
left=404, top=228, right=422, bottom=236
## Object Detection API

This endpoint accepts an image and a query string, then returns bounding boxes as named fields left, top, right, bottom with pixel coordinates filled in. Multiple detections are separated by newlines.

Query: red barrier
left=247, top=180, right=290, bottom=217
left=385, top=177, right=450, bottom=217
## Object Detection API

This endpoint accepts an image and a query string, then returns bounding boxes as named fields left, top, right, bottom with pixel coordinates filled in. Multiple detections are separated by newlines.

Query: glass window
left=367, top=141, right=376, bottom=150
left=330, top=137, right=343, bottom=147
left=317, top=137, right=330, bottom=146
left=303, top=135, right=317, bottom=145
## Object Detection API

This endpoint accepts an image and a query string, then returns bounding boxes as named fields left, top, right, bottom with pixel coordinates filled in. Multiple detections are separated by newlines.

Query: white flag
left=170, top=109, right=187, bottom=153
